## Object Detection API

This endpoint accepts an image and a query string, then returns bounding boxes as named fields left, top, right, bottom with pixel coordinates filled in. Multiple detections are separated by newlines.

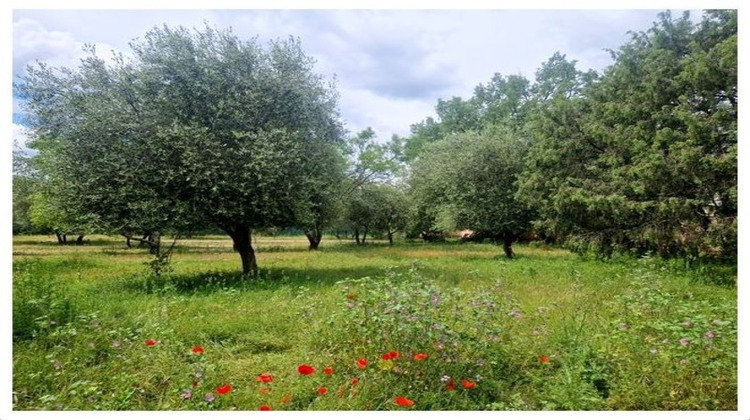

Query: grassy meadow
left=12, top=234, right=737, bottom=411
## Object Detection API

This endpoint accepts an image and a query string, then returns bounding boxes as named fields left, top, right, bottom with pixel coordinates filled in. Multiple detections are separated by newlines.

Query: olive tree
left=17, top=25, right=344, bottom=275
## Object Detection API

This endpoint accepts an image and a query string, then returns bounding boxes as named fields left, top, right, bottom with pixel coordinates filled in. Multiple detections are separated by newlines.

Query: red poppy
left=191, top=345, right=204, bottom=354
left=323, top=366, right=334, bottom=375
left=539, top=355, right=551, bottom=364
left=257, top=373, right=273, bottom=383
left=413, top=353, right=428, bottom=361
left=317, top=387, right=328, bottom=395
left=297, top=364, right=315, bottom=375
left=381, top=353, right=392, bottom=361
left=347, top=294, right=356, bottom=300
left=445, top=379, right=456, bottom=391
left=389, top=350, right=400, bottom=359
left=259, top=405, right=271, bottom=411
left=145, top=339, right=157, bottom=346
left=356, top=358, right=367, bottom=369
left=461, top=379, right=477, bottom=389
left=351, top=377, right=359, bottom=386
left=216, top=385, right=232, bottom=395
left=394, top=396, right=415, bottom=407
left=281, top=394, right=292, bottom=404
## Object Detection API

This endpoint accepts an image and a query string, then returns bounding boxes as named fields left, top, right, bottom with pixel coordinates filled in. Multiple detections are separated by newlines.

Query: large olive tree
left=17, top=25, right=344, bottom=275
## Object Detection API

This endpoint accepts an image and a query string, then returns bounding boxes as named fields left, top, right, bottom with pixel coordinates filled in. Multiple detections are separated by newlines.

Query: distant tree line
left=13, top=10, right=736, bottom=275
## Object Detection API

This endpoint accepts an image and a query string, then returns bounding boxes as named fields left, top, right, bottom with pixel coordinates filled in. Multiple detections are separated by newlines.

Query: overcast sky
left=11, top=8, right=703, bottom=148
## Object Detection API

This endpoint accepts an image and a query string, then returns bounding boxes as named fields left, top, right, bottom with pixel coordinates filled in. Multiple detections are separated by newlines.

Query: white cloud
left=12, top=9, right=693, bottom=143
left=13, top=18, right=122, bottom=78
left=12, top=123, right=33, bottom=151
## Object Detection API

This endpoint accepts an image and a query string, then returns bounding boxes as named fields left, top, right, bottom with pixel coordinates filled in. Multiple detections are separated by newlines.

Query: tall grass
left=12, top=235, right=736, bottom=410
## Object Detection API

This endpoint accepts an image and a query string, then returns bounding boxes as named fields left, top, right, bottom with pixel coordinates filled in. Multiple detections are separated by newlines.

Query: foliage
left=13, top=260, right=76, bottom=342
left=517, top=10, right=737, bottom=260
left=16, top=24, right=344, bottom=274
left=409, top=126, right=534, bottom=256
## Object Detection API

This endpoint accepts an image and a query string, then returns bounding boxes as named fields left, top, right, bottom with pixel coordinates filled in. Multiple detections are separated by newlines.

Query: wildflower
left=680, top=359, right=690, bottom=365
left=281, top=394, right=292, bottom=404
left=347, top=294, right=356, bottom=300
left=394, top=396, right=415, bottom=407
left=445, top=379, right=456, bottom=391
left=145, top=339, right=157, bottom=346
left=356, top=358, right=367, bottom=369
left=440, top=375, right=451, bottom=382
left=649, top=349, right=658, bottom=355
left=259, top=405, right=271, bottom=411
left=51, top=360, right=62, bottom=370
left=259, top=387, right=270, bottom=395
left=539, top=355, right=551, bottom=364
left=618, top=323, right=629, bottom=331
left=413, top=353, right=428, bottom=361
left=216, top=385, right=232, bottom=395
left=257, top=373, right=273, bottom=383
left=193, top=371, right=203, bottom=379
left=111, top=340, right=121, bottom=348
left=681, top=320, right=694, bottom=329
left=181, top=390, right=192, bottom=399
left=431, top=295, right=441, bottom=306
left=204, top=393, right=215, bottom=403
left=348, top=378, right=359, bottom=387
left=475, top=358, right=486, bottom=367
left=324, top=366, right=334, bottom=375
left=679, top=338, right=690, bottom=346
left=705, top=331, right=715, bottom=339
left=389, top=350, right=399, bottom=359
left=508, top=310, right=523, bottom=318
left=192, top=380, right=199, bottom=388
left=191, top=346, right=204, bottom=354
left=475, top=375, right=484, bottom=382
left=461, top=379, right=477, bottom=389
left=381, top=352, right=391, bottom=361
left=298, top=364, right=315, bottom=375
left=346, top=302, right=355, bottom=308
left=317, top=387, right=328, bottom=395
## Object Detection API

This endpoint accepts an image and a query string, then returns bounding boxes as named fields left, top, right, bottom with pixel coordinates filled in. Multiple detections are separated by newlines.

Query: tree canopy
left=17, top=25, right=345, bottom=274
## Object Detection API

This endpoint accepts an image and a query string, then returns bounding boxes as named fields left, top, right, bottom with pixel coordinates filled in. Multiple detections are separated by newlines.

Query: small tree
left=409, top=126, right=534, bottom=258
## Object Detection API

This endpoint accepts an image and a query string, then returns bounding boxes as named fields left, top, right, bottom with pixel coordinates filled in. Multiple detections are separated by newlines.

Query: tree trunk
left=54, top=231, right=65, bottom=245
left=387, top=231, right=394, bottom=245
left=502, top=230, right=516, bottom=259
left=354, top=229, right=360, bottom=245
left=147, top=232, right=161, bottom=255
left=225, top=224, right=258, bottom=276
left=75, top=235, right=85, bottom=245
left=304, top=228, right=322, bottom=250
left=362, top=227, right=368, bottom=245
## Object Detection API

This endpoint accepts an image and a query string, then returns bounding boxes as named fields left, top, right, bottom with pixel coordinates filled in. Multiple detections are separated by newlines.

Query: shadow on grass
left=120, top=264, right=409, bottom=295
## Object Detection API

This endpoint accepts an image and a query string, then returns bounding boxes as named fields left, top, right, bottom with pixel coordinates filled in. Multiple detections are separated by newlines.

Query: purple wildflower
left=705, top=331, right=715, bottom=339
left=182, top=390, right=192, bottom=399
left=204, top=393, right=215, bottom=403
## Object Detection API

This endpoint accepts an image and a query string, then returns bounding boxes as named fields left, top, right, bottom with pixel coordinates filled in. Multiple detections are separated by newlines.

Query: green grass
left=12, top=234, right=737, bottom=410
